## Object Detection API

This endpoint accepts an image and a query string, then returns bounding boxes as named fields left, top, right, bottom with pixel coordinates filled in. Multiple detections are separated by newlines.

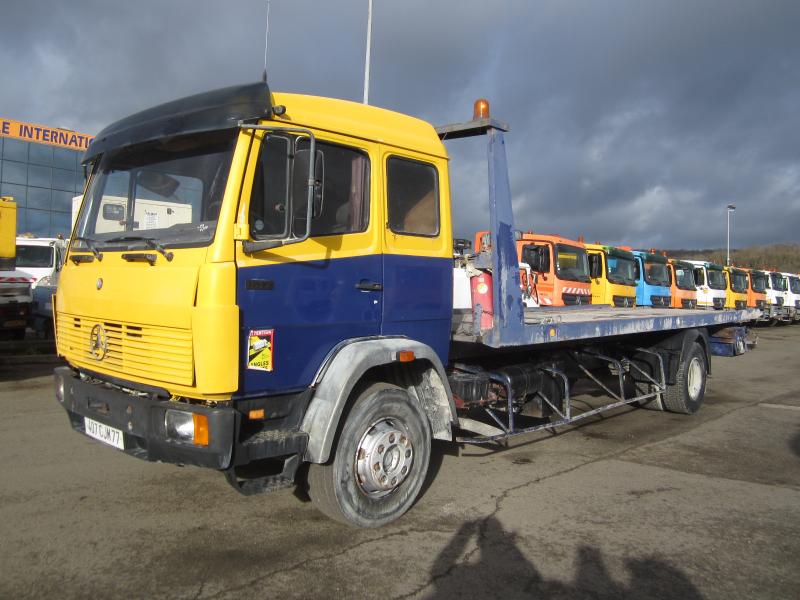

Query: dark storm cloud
left=2, top=0, right=797, bottom=249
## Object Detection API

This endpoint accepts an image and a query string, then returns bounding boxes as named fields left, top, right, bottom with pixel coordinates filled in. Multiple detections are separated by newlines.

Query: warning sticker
left=247, top=329, right=274, bottom=372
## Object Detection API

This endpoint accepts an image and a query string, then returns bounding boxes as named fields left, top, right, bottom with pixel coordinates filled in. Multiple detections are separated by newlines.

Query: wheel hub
left=355, top=418, right=414, bottom=496
left=687, top=357, right=703, bottom=400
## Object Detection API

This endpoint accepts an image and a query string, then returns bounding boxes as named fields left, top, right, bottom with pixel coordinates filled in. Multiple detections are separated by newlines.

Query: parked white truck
left=686, top=260, right=727, bottom=310
left=780, top=272, right=800, bottom=323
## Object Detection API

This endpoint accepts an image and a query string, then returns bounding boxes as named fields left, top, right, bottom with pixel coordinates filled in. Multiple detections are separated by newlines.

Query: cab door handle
left=356, top=281, right=383, bottom=292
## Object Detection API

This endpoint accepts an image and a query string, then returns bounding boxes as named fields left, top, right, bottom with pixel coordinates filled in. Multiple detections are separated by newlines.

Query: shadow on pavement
left=0, top=361, right=60, bottom=383
left=791, top=430, right=800, bottom=459
left=425, top=517, right=703, bottom=599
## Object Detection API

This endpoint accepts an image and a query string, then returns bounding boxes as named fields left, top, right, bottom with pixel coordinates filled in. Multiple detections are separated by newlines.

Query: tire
left=663, top=342, right=707, bottom=414
left=306, top=383, right=432, bottom=528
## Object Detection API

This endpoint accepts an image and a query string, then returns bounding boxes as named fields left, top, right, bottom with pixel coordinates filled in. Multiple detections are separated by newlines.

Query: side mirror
left=293, top=148, right=325, bottom=219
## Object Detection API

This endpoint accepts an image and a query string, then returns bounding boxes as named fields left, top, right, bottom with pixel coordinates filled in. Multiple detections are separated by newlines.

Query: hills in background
left=663, top=243, right=800, bottom=273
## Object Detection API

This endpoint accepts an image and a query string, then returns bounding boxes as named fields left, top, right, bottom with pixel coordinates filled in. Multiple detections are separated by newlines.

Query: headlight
left=37, top=275, right=54, bottom=287
left=165, top=409, right=209, bottom=446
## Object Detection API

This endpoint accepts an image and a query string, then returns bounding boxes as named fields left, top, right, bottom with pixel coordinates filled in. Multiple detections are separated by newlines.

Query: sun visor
left=83, top=82, right=271, bottom=163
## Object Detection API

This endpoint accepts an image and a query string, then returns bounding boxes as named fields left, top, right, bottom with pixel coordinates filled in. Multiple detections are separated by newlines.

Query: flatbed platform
left=452, top=306, right=760, bottom=347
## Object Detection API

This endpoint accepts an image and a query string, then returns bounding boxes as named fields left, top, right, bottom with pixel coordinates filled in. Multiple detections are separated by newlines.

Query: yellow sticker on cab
left=247, top=329, right=274, bottom=372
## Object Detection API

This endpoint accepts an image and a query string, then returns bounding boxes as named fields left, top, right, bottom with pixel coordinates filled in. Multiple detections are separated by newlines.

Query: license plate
left=84, top=416, right=125, bottom=450
left=4, top=319, right=26, bottom=328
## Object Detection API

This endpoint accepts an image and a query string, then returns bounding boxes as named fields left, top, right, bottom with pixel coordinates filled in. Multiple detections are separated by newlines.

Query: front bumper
left=55, top=367, right=236, bottom=469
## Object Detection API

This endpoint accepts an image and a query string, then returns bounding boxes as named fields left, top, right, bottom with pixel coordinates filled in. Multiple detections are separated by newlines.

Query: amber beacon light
left=473, top=98, right=490, bottom=120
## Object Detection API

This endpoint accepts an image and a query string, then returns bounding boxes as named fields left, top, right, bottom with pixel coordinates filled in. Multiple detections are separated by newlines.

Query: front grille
left=650, top=295, right=670, bottom=307
left=562, top=293, right=591, bottom=306
left=713, top=297, right=725, bottom=309
left=613, top=295, right=634, bottom=307
left=56, top=312, right=194, bottom=385
left=681, top=299, right=697, bottom=309
left=735, top=300, right=746, bottom=310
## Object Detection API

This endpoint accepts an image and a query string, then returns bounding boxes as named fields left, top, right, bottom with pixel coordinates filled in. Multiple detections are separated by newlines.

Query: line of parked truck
left=453, top=229, right=800, bottom=326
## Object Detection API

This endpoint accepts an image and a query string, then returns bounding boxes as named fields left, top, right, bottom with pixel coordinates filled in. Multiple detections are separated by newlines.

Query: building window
left=29, top=143, right=53, bottom=166
left=28, top=164, right=52, bottom=188
left=27, top=187, right=52, bottom=210
left=2, top=160, right=27, bottom=185
left=53, top=147, right=79, bottom=170
left=386, top=156, right=439, bottom=237
left=2, top=139, right=28, bottom=162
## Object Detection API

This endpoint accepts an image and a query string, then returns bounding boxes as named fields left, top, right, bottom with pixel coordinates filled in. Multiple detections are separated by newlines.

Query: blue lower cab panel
left=237, top=255, right=382, bottom=396
left=381, top=254, right=452, bottom=366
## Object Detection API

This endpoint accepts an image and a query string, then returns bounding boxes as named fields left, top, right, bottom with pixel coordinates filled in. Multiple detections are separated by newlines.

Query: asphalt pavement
left=1, top=326, right=798, bottom=599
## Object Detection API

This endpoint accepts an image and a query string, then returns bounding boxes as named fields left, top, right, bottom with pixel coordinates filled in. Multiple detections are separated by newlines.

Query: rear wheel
left=663, top=342, right=707, bottom=414
left=307, top=383, right=431, bottom=528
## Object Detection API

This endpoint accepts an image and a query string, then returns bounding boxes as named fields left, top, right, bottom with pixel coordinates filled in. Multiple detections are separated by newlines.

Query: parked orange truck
left=668, top=259, right=698, bottom=309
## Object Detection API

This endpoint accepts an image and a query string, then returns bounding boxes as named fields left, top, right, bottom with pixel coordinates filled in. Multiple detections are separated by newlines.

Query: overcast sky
left=2, top=0, right=798, bottom=249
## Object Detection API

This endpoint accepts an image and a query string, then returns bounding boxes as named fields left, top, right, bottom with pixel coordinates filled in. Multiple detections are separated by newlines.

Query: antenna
left=363, top=0, right=373, bottom=104
left=262, top=0, right=272, bottom=82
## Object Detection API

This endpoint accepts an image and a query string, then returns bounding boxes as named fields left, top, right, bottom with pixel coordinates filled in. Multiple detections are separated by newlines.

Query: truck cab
left=516, top=233, right=592, bottom=306
left=0, top=197, right=33, bottom=339
left=685, top=260, right=726, bottom=309
left=724, top=266, right=749, bottom=310
left=744, top=268, right=768, bottom=322
left=668, top=259, right=698, bottom=309
left=585, top=243, right=636, bottom=307
left=781, top=272, right=800, bottom=322
left=763, top=270, right=790, bottom=323
left=632, top=250, right=671, bottom=307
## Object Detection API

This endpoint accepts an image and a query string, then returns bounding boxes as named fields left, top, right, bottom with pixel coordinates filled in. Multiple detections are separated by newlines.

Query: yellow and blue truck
left=54, top=83, right=758, bottom=526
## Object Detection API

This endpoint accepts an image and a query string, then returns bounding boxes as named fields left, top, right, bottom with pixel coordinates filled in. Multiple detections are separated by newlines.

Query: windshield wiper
left=104, top=235, right=174, bottom=261
left=72, top=236, right=103, bottom=262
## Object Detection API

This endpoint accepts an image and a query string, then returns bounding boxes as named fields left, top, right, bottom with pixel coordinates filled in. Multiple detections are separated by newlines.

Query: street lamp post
left=726, top=204, right=736, bottom=266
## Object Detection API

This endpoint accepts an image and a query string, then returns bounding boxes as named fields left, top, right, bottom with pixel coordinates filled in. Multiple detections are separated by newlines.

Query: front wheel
left=306, top=384, right=432, bottom=527
left=663, top=342, right=707, bottom=414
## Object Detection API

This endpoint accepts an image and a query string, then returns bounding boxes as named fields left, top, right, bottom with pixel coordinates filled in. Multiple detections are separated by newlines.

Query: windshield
left=730, top=270, right=748, bottom=293
left=73, top=130, right=236, bottom=251
left=790, top=277, right=800, bottom=294
left=606, top=253, right=636, bottom=285
left=555, top=244, right=590, bottom=282
left=707, top=268, right=727, bottom=290
left=750, top=272, right=767, bottom=293
left=673, top=264, right=696, bottom=290
left=770, top=273, right=787, bottom=291
left=644, top=259, right=670, bottom=286
left=16, top=245, right=54, bottom=268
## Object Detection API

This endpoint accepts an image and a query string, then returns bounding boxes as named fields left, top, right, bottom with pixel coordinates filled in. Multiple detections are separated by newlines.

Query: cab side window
left=250, top=136, right=370, bottom=239
left=387, top=157, right=439, bottom=236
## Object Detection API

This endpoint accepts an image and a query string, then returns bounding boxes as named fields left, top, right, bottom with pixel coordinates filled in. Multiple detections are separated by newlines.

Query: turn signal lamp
left=473, top=98, right=490, bottom=120
left=396, top=350, right=416, bottom=363
left=248, top=409, right=266, bottom=420
left=193, top=414, right=209, bottom=446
